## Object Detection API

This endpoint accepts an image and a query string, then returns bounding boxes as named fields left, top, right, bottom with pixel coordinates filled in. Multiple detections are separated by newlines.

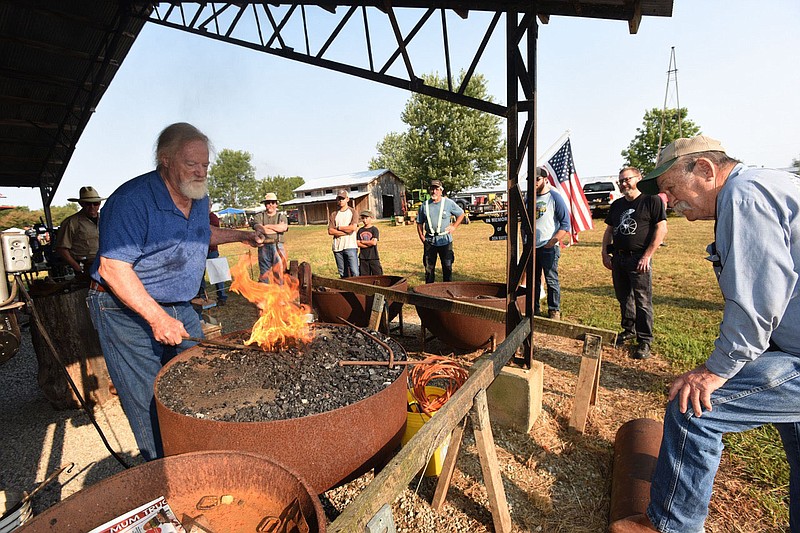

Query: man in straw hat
left=250, top=192, right=288, bottom=282
left=611, top=136, right=800, bottom=533
left=55, top=186, right=105, bottom=279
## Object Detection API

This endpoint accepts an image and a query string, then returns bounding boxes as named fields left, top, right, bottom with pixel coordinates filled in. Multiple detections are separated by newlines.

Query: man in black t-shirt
left=357, top=210, right=383, bottom=275
left=601, top=167, right=667, bottom=359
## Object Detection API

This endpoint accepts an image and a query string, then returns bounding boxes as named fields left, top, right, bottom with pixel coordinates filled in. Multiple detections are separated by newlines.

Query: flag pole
left=537, top=129, right=571, bottom=165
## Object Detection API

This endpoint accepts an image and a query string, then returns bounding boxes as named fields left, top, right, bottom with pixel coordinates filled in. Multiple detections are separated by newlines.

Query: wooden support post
left=298, top=262, right=312, bottom=307
left=569, top=333, right=603, bottom=433
left=431, top=419, right=466, bottom=511
left=368, top=293, right=386, bottom=331
left=471, top=388, right=512, bottom=533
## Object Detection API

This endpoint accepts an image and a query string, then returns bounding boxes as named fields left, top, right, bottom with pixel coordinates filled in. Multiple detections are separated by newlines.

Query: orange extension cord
left=409, top=355, right=469, bottom=415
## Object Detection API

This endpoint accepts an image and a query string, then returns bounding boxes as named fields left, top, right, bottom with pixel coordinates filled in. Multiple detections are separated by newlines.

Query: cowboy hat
left=68, top=186, right=105, bottom=203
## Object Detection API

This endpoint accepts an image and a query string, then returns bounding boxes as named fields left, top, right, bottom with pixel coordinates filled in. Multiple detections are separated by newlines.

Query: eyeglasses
left=536, top=176, right=547, bottom=182
left=618, top=176, right=637, bottom=183
left=265, top=200, right=277, bottom=205
left=336, top=196, right=346, bottom=201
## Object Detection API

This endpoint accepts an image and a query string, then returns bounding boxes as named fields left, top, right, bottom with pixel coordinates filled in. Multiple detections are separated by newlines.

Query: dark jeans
left=359, top=258, right=383, bottom=276
left=423, top=241, right=454, bottom=283
left=611, top=252, right=654, bottom=344
left=534, top=245, right=561, bottom=314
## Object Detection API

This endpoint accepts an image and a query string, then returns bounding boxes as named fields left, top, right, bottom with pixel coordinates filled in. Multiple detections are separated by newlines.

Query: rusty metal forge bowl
left=313, top=275, right=407, bottom=325
left=154, top=324, right=408, bottom=494
left=412, top=281, right=525, bottom=351
left=18, top=451, right=326, bottom=532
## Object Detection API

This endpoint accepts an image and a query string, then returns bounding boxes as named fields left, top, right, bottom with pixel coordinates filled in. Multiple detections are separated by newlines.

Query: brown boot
left=608, top=514, right=658, bottom=533
left=548, top=310, right=561, bottom=321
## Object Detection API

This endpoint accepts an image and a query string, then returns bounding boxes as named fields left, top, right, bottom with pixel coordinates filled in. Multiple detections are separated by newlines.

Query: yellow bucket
left=402, top=386, right=451, bottom=477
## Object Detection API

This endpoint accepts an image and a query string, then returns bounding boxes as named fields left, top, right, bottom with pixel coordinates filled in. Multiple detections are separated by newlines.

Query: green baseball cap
left=639, top=135, right=726, bottom=195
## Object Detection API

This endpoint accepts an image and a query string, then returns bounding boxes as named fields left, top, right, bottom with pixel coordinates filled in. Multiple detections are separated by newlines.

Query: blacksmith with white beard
left=611, top=135, right=800, bottom=533
left=87, top=122, right=264, bottom=461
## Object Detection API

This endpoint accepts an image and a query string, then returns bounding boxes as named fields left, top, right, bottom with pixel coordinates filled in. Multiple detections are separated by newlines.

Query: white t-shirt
left=332, top=209, right=358, bottom=252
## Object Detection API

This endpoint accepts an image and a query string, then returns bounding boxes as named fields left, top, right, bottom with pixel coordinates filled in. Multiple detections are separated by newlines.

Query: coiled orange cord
left=409, top=355, right=469, bottom=415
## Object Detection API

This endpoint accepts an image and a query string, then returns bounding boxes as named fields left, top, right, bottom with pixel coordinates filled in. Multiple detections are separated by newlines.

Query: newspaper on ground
left=87, top=495, right=186, bottom=533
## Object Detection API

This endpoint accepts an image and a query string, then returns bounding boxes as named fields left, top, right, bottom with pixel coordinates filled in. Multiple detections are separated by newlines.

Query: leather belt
left=89, top=280, right=107, bottom=292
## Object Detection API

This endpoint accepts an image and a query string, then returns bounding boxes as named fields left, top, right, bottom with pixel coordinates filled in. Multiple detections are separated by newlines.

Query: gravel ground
left=0, top=321, right=142, bottom=518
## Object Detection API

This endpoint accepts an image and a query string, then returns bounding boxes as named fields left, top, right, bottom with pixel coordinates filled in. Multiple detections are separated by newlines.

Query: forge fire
left=229, top=256, right=313, bottom=351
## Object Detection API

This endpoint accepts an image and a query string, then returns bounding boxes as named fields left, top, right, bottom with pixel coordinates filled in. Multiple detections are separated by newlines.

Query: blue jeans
left=334, top=248, right=359, bottom=278
left=258, top=243, right=285, bottom=282
left=423, top=241, right=454, bottom=283
left=201, top=250, right=227, bottom=301
left=648, top=350, right=800, bottom=532
left=87, top=289, right=201, bottom=461
left=611, top=252, right=654, bottom=344
left=534, top=245, right=560, bottom=314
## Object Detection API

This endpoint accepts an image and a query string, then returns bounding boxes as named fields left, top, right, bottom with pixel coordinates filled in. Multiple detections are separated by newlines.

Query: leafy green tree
left=256, top=175, right=305, bottom=204
left=208, top=149, right=259, bottom=208
left=0, top=205, right=78, bottom=231
left=621, top=108, right=701, bottom=175
left=370, top=72, right=505, bottom=193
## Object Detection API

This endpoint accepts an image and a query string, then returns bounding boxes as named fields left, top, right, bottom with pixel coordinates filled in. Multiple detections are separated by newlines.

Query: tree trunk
left=29, top=287, right=112, bottom=410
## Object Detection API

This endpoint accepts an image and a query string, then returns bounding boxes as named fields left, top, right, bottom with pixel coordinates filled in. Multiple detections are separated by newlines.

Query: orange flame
left=229, top=254, right=313, bottom=351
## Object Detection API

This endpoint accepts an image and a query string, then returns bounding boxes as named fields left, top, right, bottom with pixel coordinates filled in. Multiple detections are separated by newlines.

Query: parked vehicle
left=285, top=209, right=299, bottom=224
left=582, top=178, right=621, bottom=216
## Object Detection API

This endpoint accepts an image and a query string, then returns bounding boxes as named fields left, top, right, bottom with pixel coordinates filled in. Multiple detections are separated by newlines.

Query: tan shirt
left=55, top=211, right=99, bottom=262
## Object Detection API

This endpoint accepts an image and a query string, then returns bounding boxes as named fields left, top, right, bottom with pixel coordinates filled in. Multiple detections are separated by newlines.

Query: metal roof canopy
left=0, top=0, right=151, bottom=225
left=0, top=0, right=672, bottom=365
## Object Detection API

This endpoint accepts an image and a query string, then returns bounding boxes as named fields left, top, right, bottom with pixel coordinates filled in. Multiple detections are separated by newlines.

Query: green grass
left=219, top=214, right=789, bottom=524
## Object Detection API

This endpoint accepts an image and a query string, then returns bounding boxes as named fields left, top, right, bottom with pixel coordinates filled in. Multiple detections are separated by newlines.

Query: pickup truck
left=582, top=179, right=621, bottom=215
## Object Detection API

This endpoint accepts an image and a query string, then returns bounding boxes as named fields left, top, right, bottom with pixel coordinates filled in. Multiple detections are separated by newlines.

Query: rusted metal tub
left=19, top=451, right=326, bottom=532
left=154, top=327, right=408, bottom=494
left=609, top=418, right=663, bottom=524
left=412, top=281, right=525, bottom=350
left=313, top=275, right=407, bottom=326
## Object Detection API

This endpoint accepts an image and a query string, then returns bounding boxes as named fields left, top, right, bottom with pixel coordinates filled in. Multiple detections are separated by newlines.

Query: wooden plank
left=471, top=388, right=512, bottom=533
left=431, top=419, right=466, bottom=511
left=327, top=319, right=531, bottom=532
left=569, top=334, right=603, bottom=433
left=313, top=276, right=618, bottom=346
left=313, top=275, right=506, bottom=323
left=532, top=315, right=616, bottom=345
left=368, top=293, right=386, bottom=331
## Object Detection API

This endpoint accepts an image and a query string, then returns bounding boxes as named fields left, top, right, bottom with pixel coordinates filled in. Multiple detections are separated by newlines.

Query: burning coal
left=229, top=255, right=313, bottom=351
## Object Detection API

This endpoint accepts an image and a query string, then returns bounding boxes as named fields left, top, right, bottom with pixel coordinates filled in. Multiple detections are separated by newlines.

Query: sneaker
left=548, top=310, right=561, bottom=321
left=217, top=299, right=227, bottom=307
left=615, top=331, right=636, bottom=347
left=632, top=343, right=652, bottom=360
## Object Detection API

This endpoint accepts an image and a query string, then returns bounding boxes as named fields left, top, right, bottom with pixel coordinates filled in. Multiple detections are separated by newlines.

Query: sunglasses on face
left=336, top=196, right=347, bottom=201
left=265, top=201, right=277, bottom=205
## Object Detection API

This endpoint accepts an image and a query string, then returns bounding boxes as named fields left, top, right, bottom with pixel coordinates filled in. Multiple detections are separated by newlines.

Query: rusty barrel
left=18, top=451, right=326, bottom=532
left=154, top=327, right=408, bottom=494
left=609, top=418, right=664, bottom=523
left=412, top=281, right=525, bottom=350
left=313, top=275, right=407, bottom=325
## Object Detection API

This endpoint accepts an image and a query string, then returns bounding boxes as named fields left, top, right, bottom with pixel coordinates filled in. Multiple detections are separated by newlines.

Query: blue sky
left=5, top=1, right=799, bottom=208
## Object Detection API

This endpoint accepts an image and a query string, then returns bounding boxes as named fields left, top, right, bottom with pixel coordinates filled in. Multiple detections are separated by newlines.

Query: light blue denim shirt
left=707, top=164, right=800, bottom=378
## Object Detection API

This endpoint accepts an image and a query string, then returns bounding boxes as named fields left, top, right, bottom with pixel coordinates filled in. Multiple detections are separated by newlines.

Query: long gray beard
left=180, top=180, right=209, bottom=200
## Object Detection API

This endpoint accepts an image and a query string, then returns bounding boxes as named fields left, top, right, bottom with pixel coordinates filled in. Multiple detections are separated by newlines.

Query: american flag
left=542, top=137, right=593, bottom=242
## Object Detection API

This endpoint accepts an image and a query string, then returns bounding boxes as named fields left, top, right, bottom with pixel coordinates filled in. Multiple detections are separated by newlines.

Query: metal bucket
left=313, top=275, right=407, bottom=326
left=412, top=281, right=525, bottom=350
left=155, top=325, right=408, bottom=494
left=17, top=451, right=325, bottom=532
